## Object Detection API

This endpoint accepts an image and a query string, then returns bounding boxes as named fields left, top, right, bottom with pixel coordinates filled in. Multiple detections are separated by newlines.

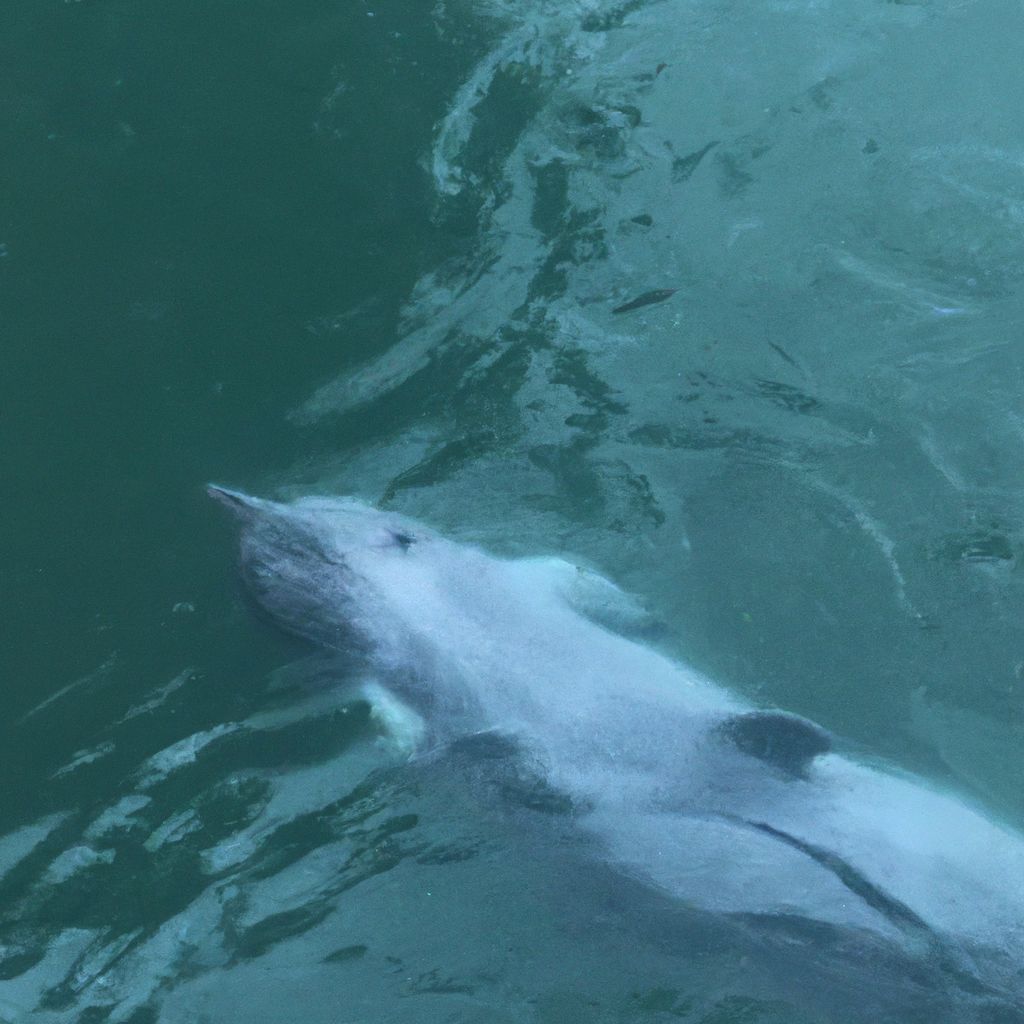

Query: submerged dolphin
left=209, top=486, right=1024, bottom=1013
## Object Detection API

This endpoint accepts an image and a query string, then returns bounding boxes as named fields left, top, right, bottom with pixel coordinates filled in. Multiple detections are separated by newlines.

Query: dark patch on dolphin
left=718, top=711, right=831, bottom=777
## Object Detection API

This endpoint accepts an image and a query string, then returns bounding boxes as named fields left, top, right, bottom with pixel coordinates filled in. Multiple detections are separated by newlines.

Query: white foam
left=0, top=928, right=100, bottom=1021
left=134, top=723, right=243, bottom=789
left=51, top=741, right=117, bottom=779
left=43, top=845, right=116, bottom=885
left=18, top=654, right=118, bottom=725
left=803, top=477, right=919, bottom=618
left=0, top=813, right=70, bottom=882
left=144, top=810, right=203, bottom=852
left=116, top=667, right=196, bottom=725
left=431, top=25, right=538, bottom=196
left=917, top=427, right=967, bottom=492
left=94, top=885, right=233, bottom=1022
left=64, top=928, right=143, bottom=999
left=84, top=796, right=152, bottom=841
left=199, top=745, right=389, bottom=875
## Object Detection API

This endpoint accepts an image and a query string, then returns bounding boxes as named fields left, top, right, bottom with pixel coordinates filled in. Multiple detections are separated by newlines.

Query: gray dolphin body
left=210, top=487, right=1024, bottom=1017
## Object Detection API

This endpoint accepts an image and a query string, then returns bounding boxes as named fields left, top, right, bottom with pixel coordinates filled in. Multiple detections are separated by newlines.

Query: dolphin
left=209, top=486, right=1024, bottom=1016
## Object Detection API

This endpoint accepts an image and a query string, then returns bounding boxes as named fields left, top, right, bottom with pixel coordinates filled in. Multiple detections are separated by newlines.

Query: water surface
left=3, top=1, right=1024, bottom=1021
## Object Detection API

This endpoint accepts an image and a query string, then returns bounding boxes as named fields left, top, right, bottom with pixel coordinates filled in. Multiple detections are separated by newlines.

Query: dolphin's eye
left=390, top=530, right=415, bottom=550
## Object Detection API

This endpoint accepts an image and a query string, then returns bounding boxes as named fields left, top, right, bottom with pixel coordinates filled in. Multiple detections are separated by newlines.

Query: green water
left=4, top=0, right=460, bottom=702
left=3, top=0, right=1024, bottom=1020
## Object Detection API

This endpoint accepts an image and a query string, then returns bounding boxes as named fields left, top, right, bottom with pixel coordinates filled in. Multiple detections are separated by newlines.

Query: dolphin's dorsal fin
left=718, top=711, right=831, bottom=777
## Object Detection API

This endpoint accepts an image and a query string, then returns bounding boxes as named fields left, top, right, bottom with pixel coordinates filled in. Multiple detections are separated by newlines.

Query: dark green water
left=3, top=0, right=1024, bottom=1021
left=4, top=0, right=463, bottom=707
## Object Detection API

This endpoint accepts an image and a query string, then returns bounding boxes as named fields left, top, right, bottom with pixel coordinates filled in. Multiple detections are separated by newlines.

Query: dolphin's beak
left=207, top=484, right=260, bottom=517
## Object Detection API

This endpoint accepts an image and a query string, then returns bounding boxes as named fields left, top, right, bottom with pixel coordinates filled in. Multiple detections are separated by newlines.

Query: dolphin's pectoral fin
left=359, top=680, right=428, bottom=756
left=718, top=711, right=831, bottom=776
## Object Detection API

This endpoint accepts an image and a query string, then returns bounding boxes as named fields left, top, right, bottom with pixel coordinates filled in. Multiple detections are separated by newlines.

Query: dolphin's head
left=208, top=486, right=475, bottom=653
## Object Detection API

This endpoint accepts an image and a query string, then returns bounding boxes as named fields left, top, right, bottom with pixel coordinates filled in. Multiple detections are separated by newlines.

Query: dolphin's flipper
left=719, top=711, right=831, bottom=777
left=360, top=680, right=427, bottom=755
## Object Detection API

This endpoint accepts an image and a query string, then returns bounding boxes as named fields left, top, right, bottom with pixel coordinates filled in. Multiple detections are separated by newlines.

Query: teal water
left=3, top=0, right=1024, bottom=1020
